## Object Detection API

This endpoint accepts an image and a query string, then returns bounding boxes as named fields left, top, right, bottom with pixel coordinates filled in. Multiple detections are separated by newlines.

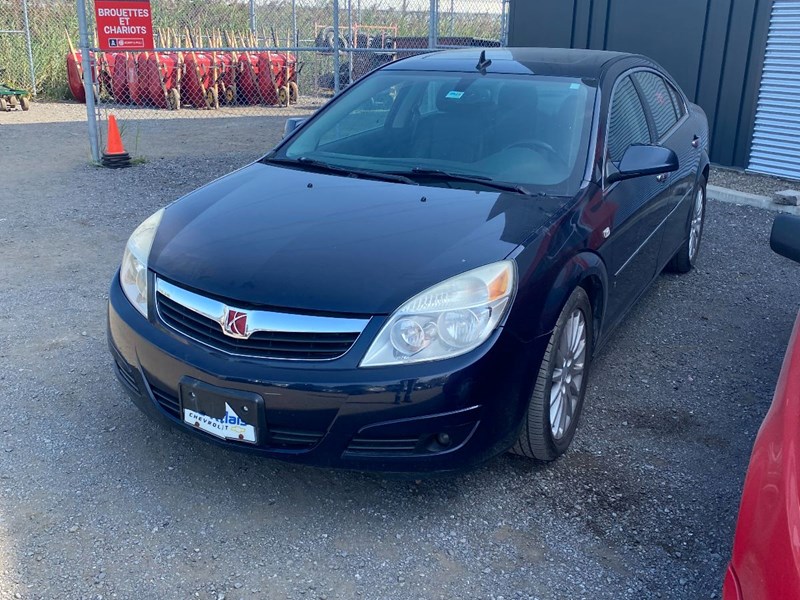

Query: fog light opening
left=436, top=432, right=451, bottom=447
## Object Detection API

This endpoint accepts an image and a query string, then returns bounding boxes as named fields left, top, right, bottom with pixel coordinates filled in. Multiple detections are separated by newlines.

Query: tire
left=315, top=26, right=346, bottom=53
left=205, top=86, right=219, bottom=110
left=20, top=96, right=29, bottom=111
left=510, top=286, right=594, bottom=461
left=8, top=95, right=17, bottom=108
left=667, top=176, right=707, bottom=273
left=168, top=87, right=180, bottom=110
left=278, top=86, right=289, bottom=107
left=224, top=83, right=236, bottom=105
left=288, top=81, right=299, bottom=104
left=315, top=26, right=334, bottom=51
left=0, top=98, right=8, bottom=112
left=338, top=63, right=351, bottom=89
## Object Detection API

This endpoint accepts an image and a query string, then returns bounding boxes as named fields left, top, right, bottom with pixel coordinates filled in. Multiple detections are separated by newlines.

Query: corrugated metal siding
left=749, top=1, right=800, bottom=180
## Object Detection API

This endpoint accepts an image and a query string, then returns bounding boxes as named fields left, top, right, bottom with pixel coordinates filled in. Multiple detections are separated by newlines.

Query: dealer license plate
left=179, top=379, right=262, bottom=444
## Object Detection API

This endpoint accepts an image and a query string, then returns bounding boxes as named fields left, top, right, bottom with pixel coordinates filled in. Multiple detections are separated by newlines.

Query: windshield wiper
left=263, top=156, right=419, bottom=186
left=392, top=168, right=534, bottom=196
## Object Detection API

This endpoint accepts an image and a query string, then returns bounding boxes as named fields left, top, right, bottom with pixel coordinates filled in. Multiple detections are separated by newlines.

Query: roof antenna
left=475, top=49, right=492, bottom=75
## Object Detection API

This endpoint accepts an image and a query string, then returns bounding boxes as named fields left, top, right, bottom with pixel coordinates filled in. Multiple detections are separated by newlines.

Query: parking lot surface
left=1, top=105, right=798, bottom=599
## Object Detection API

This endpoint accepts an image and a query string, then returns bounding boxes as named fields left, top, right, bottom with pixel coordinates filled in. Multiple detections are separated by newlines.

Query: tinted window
left=634, top=71, right=679, bottom=139
left=607, top=76, right=651, bottom=162
left=666, top=81, right=686, bottom=118
left=280, top=71, right=597, bottom=195
left=318, top=90, right=397, bottom=145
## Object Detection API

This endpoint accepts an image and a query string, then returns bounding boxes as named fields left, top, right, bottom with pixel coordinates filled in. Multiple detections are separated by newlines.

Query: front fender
left=507, top=250, right=609, bottom=346
left=538, top=251, right=609, bottom=341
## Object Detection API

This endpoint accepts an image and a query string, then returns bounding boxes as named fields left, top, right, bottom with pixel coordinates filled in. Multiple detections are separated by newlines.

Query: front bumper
left=108, top=275, right=545, bottom=472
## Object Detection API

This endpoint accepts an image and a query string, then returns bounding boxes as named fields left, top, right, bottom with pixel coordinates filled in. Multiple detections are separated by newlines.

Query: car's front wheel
left=511, top=286, right=594, bottom=461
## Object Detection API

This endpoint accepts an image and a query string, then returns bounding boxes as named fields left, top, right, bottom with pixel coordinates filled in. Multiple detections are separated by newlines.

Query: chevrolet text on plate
left=108, top=48, right=709, bottom=473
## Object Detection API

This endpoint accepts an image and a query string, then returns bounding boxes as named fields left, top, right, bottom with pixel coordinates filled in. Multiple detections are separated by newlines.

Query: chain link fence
left=61, top=0, right=508, bottom=159
left=0, top=0, right=37, bottom=97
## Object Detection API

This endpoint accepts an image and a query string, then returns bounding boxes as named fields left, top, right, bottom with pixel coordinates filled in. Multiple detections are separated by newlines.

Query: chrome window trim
left=155, top=278, right=370, bottom=361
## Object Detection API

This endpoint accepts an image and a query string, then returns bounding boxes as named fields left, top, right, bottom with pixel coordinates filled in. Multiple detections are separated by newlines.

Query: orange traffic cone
left=101, top=114, right=131, bottom=168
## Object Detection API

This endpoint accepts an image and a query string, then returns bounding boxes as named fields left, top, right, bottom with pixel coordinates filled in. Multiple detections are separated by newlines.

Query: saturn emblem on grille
left=222, top=308, right=250, bottom=339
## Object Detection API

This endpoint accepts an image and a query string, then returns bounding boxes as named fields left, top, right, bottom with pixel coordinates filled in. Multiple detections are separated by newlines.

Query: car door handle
left=656, top=173, right=668, bottom=183
left=692, top=135, right=701, bottom=149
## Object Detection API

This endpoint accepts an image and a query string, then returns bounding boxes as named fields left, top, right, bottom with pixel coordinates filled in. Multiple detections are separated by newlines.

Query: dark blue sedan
left=108, top=48, right=710, bottom=472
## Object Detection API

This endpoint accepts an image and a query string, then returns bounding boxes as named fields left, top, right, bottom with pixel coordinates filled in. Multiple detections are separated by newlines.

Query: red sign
left=95, top=0, right=154, bottom=51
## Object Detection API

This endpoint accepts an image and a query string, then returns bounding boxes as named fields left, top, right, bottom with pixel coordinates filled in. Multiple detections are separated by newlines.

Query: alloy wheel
left=689, top=187, right=704, bottom=261
left=550, top=309, right=587, bottom=440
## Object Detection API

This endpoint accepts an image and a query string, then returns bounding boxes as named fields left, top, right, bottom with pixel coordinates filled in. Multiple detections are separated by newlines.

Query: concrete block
left=774, top=190, right=800, bottom=206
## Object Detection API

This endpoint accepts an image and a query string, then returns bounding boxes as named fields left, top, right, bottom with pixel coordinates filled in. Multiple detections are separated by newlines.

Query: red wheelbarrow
left=110, top=52, right=131, bottom=103
left=206, top=32, right=237, bottom=105
left=125, top=53, right=147, bottom=106
left=233, top=32, right=261, bottom=105
left=257, top=50, right=285, bottom=106
left=137, top=51, right=182, bottom=109
left=182, top=50, right=217, bottom=108
left=179, top=28, right=219, bottom=109
left=66, top=33, right=112, bottom=102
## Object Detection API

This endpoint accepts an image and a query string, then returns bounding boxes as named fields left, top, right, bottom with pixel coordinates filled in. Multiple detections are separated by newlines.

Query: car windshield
left=274, top=70, right=596, bottom=195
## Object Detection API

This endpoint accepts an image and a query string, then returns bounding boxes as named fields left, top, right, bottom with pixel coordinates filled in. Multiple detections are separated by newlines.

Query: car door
left=631, top=71, right=700, bottom=268
left=599, top=74, right=672, bottom=328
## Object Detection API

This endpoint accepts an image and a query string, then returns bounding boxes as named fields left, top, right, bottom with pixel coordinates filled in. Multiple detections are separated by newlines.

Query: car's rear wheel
left=511, top=286, right=593, bottom=461
left=667, top=176, right=706, bottom=273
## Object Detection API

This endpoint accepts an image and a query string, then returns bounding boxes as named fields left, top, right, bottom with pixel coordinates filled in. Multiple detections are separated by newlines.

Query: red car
left=724, top=213, right=800, bottom=599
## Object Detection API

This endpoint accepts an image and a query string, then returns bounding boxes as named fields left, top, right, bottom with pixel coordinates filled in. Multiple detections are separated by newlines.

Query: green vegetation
left=0, top=0, right=78, bottom=99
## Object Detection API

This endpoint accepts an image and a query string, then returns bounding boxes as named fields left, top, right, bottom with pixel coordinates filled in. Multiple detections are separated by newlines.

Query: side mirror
left=283, top=117, right=306, bottom=138
left=771, top=213, right=800, bottom=264
left=607, top=144, right=679, bottom=184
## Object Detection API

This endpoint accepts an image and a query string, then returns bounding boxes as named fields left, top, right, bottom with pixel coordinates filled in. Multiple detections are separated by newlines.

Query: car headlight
left=120, top=208, right=164, bottom=318
left=360, top=261, right=516, bottom=367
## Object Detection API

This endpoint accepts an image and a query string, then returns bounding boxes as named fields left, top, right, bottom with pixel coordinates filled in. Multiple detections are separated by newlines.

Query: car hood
left=149, top=163, right=565, bottom=315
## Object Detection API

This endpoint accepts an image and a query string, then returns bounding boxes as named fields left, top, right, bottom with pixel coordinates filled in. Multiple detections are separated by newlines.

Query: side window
left=607, top=76, right=651, bottom=163
left=633, top=71, right=679, bottom=139
left=666, top=81, right=686, bottom=119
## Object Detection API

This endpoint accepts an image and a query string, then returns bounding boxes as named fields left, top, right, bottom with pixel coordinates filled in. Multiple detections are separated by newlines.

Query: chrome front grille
left=155, top=278, right=369, bottom=361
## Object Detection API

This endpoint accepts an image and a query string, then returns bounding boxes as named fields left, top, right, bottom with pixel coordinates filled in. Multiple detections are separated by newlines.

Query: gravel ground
left=709, top=166, right=800, bottom=198
left=1, top=103, right=799, bottom=600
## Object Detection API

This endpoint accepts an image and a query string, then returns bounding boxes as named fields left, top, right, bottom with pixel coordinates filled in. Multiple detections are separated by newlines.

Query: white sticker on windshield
left=445, top=90, right=464, bottom=99
left=570, top=83, right=581, bottom=89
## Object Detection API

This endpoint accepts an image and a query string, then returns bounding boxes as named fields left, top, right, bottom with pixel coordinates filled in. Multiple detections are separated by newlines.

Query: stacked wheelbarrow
left=66, top=33, right=114, bottom=102
left=135, top=30, right=183, bottom=109
left=234, top=32, right=299, bottom=107
left=65, top=29, right=300, bottom=110
left=68, top=29, right=182, bottom=108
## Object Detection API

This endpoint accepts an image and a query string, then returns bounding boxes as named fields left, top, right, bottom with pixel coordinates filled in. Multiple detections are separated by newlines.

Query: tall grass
left=0, top=0, right=503, bottom=99
left=1, top=0, right=77, bottom=98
